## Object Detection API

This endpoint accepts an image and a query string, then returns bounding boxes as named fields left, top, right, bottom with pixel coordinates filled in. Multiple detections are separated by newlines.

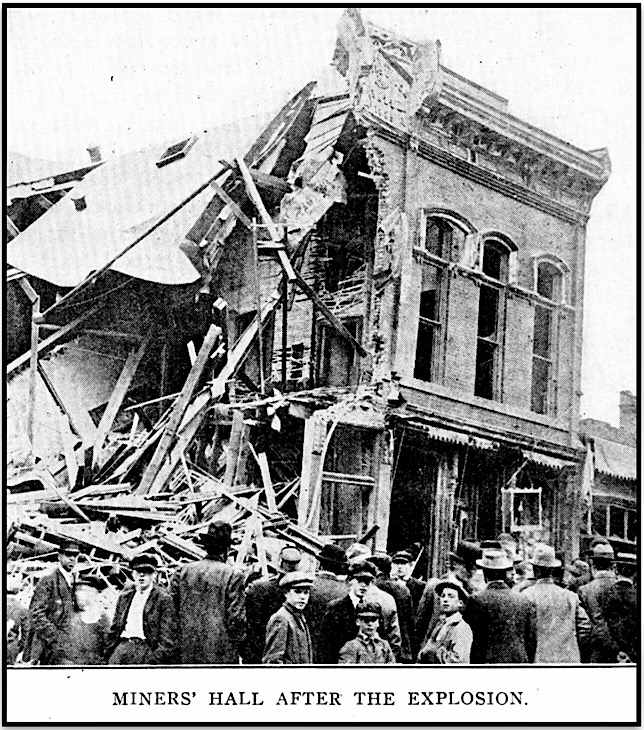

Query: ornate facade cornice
left=337, top=18, right=610, bottom=219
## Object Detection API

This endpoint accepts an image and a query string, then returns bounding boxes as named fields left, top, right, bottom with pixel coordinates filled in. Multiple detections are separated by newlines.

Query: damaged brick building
left=6, top=10, right=610, bottom=578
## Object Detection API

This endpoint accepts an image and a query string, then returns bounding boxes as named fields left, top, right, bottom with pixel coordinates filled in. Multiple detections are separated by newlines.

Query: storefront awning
left=593, top=436, right=636, bottom=481
left=522, top=449, right=577, bottom=471
left=404, top=421, right=498, bottom=450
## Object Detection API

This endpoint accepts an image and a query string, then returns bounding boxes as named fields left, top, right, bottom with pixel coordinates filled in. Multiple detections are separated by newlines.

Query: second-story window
left=421, top=214, right=467, bottom=260
left=531, top=304, right=554, bottom=414
left=414, top=263, right=444, bottom=381
left=474, top=238, right=509, bottom=400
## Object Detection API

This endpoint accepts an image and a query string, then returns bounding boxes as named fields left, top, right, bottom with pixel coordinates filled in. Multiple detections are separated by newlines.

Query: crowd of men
left=7, top=521, right=637, bottom=665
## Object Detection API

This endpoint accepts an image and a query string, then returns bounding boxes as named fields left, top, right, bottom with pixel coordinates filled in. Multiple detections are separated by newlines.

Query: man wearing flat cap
left=320, top=561, right=385, bottom=663
left=306, top=543, right=349, bottom=663
left=391, top=550, right=426, bottom=612
left=171, top=521, right=246, bottom=664
left=107, top=554, right=177, bottom=665
left=462, top=549, right=537, bottom=664
left=242, top=544, right=302, bottom=664
left=338, top=602, right=395, bottom=664
left=262, top=572, right=314, bottom=664
left=26, top=541, right=80, bottom=664
left=418, top=579, right=472, bottom=664
left=522, top=544, right=591, bottom=663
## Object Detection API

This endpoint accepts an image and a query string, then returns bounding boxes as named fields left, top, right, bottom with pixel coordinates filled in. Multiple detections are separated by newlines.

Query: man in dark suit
left=391, top=550, right=426, bottom=612
left=26, top=541, right=79, bottom=665
left=462, top=548, right=537, bottom=664
left=171, top=521, right=246, bottom=664
left=578, top=542, right=618, bottom=662
left=306, top=543, right=348, bottom=663
left=595, top=557, right=637, bottom=663
left=319, top=561, right=379, bottom=663
left=242, top=545, right=302, bottom=664
left=107, top=554, right=177, bottom=665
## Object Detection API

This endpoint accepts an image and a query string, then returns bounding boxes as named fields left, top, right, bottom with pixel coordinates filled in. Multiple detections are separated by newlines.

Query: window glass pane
left=627, top=511, right=637, bottom=542
left=475, top=339, right=496, bottom=399
left=482, top=241, right=506, bottom=280
left=533, top=305, right=552, bottom=357
left=414, top=320, right=436, bottom=382
left=593, top=504, right=607, bottom=536
left=531, top=357, right=550, bottom=414
left=537, top=261, right=562, bottom=301
left=609, top=506, right=626, bottom=539
left=425, top=219, right=444, bottom=257
left=477, top=285, right=499, bottom=339
left=419, top=266, right=441, bottom=320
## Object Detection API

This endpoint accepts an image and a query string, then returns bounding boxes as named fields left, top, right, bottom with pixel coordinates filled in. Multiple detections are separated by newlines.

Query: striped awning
left=522, top=449, right=577, bottom=471
left=403, top=421, right=498, bottom=450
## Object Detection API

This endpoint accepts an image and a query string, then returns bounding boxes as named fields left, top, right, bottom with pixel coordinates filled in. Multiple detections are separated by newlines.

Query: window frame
left=413, top=259, right=448, bottom=383
left=531, top=301, right=556, bottom=415
left=532, top=254, right=570, bottom=305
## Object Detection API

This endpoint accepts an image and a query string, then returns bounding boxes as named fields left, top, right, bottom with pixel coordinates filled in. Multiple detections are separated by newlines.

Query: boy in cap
left=338, top=602, right=395, bottom=664
left=108, top=554, right=177, bottom=665
left=26, top=540, right=80, bottom=664
left=391, top=550, right=426, bottom=611
left=262, top=572, right=313, bottom=664
left=418, top=579, right=472, bottom=664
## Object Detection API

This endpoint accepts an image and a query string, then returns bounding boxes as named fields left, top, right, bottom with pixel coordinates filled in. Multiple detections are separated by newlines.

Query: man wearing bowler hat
left=522, top=544, right=591, bottom=663
left=418, top=578, right=472, bottom=664
left=306, top=543, right=349, bottom=663
left=26, top=540, right=80, bottom=664
left=462, top=548, right=537, bottom=664
left=107, top=554, right=177, bottom=665
left=262, top=571, right=314, bottom=664
left=242, top=544, right=302, bottom=664
left=170, top=521, right=246, bottom=664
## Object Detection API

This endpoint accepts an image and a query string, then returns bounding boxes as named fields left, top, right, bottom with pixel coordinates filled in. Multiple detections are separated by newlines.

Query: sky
left=6, top=7, right=637, bottom=426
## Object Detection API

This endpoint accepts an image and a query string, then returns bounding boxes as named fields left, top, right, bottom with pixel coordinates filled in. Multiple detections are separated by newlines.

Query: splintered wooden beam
left=292, top=271, right=368, bottom=357
left=135, top=324, right=221, bottom=495
left=209, top=180, right=253, bottom=229
left=7, top=307, right=97, bottom=376
left=235, top=156, right=296, bottom=281
left=92, top=331, right=152, bottom=469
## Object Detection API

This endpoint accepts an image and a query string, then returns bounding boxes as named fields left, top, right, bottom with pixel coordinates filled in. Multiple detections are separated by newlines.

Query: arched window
left=420, top=211, right=473, bottom=261
left=534, top=256, right=569, bottom=303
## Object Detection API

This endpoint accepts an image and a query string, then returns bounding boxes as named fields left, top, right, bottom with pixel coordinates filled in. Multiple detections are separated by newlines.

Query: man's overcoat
left=170, top=558, right=246, bottom=664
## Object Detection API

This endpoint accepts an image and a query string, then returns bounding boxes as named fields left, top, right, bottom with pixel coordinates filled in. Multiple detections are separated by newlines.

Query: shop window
left=414, top=263, right=444, bottom=382
left=502, top=483, right=543, bottom=532
left=531, top=304, right=554, bottom=414
left=609, top=505, right=626, bottom=540
left=627, top=510, right=637, bottom=542
left=592, top=504, right=608, bottom=537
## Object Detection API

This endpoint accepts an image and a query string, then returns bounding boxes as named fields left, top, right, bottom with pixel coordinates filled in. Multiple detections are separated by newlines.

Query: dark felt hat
left=198, top=521, right=233, bottom=552
left=348, top=560, right=377, bottom=581
left=450, top=540, right=482, bottom=567
left=59, top=541, right=80, bottom=556
left=129, top=553, right=158, bottom=573
left=318, top=543, right=348, bottom=572
left=392, top=550, right=414, bottom=564
left=368, top=553, right=392, bottom=575
left=279, top=545, right=302, bottom=566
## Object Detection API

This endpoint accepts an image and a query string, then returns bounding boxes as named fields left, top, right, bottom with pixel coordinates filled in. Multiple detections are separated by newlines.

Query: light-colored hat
left=476, top=548, right=512, bottom=570
left=591, top=542, right=614, bottom=560
left=435, top=578, right=469, bottom=603
left=279, top=571, right=314, bottom=590
left=346, top=543, right=371, bottom=565
left=530, top=543, right=561, bottom=568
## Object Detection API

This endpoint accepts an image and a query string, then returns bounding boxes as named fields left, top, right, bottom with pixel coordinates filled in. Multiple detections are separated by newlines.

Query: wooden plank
left=92, top=332, right=152, bottom=468
left=248, top=445, right=278, bottom=512
left=7, top=307, right=96, bottom=376
left=223, top=410, right=247, bottom=490
left=209, top=180, right=253, bottom=229
left=135, top=324, right=221, bottom=494
left=235, top=156, right=296, bottom=281
left=27, top=296, right=41, bottom=446
left=38, top=325, right=141, bottom=342
left=6, top=215, right=20, bottom=239
left=292, top=271, right=368, bottom=357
